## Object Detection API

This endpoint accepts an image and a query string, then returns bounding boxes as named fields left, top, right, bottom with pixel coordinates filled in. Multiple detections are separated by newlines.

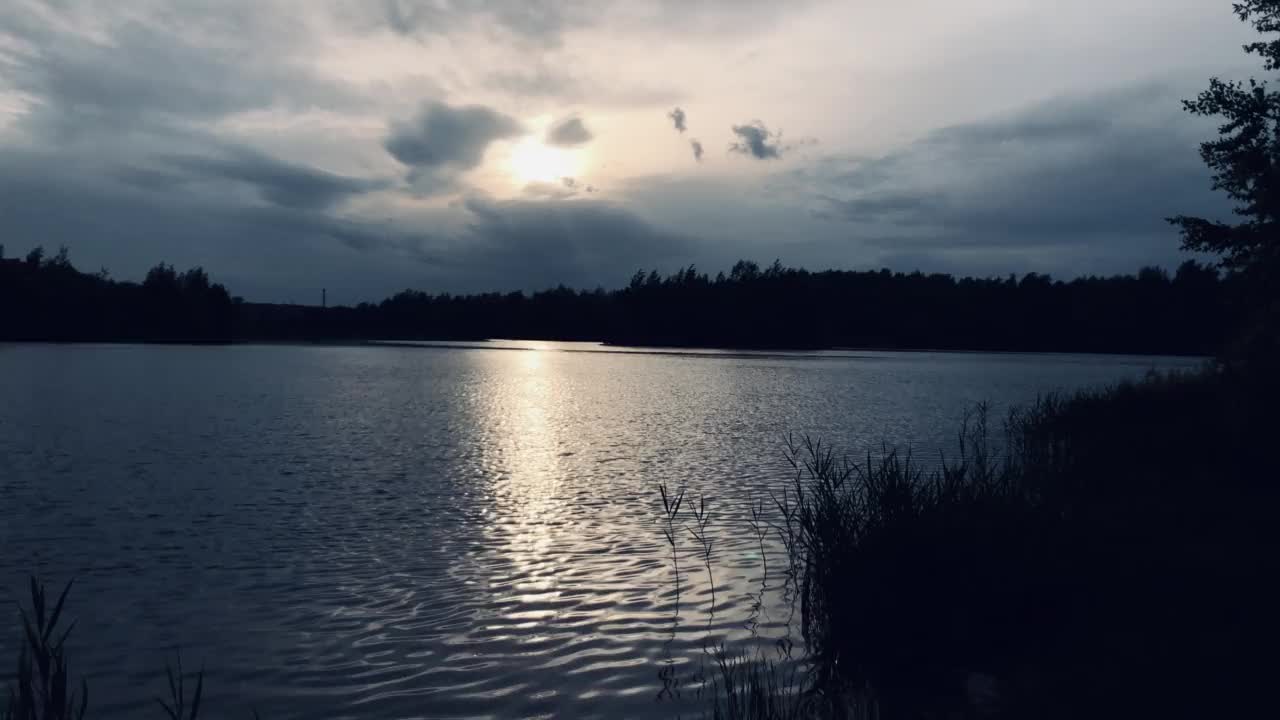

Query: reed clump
left=708, top=367, right=1276, bottom=719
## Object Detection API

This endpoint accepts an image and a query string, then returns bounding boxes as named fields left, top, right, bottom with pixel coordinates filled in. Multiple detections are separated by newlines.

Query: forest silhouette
left=1, top=248, right=1234, bottom=355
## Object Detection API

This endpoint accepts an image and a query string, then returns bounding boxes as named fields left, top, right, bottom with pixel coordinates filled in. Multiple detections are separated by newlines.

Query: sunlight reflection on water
left=0, top=342, right=1200, bottom=718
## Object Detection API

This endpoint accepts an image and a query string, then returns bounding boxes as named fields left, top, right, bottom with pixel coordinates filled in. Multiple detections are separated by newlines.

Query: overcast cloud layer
left=0, top=0, right=1259, bottom=302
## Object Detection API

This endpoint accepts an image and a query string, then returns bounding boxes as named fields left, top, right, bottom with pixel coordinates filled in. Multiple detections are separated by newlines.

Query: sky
left=0, top=0, right=1261, bottom=303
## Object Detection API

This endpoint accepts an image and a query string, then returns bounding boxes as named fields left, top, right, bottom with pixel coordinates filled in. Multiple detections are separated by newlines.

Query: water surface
left=0, top=342, right=1201, bottom=718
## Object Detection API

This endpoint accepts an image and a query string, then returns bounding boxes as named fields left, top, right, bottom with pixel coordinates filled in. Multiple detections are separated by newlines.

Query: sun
left=507, top=137, right=579, bottom=185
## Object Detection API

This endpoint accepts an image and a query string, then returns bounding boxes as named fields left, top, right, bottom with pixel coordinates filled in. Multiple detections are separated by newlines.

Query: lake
left=0, top=342, right=1201, bottom=718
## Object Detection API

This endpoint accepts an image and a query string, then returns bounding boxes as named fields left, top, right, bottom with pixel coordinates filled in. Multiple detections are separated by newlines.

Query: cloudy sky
left=0, top=1, right=1258, bottom=303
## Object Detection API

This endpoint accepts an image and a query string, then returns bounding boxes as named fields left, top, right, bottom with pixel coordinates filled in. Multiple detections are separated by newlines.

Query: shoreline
left=1, top=337, right=1213, bottom=361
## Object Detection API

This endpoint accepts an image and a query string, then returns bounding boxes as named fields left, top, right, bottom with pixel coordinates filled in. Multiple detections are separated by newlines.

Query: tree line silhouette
left=1, top=246, right=235, bottom=342
left=2, top=247, right=1235, bottom=354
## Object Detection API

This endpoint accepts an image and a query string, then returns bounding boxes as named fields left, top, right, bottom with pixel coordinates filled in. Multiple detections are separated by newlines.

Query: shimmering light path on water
left=0, top=342, right=1200, bottom=718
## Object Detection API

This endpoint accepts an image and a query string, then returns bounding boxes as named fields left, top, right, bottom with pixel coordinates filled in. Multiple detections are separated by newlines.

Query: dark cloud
left=690, top=139, right=705, bottom=162
left=556, top=176, right=597, bottom=194
left=806, top=83, right=1231, bottom=270
left=1, top=7, right=360, bottom=139
left=729, top=121, right=783, bottom=159
left=162, top=146, right=387, bottom=210
left=668, top=107, right=687, bottom=133
left=546, top=116, right=593, bottom=146
left=920, top=86, right=1163, bottom=147
left=0, top=148, right=434, bottom=303
left=0, top=140, right=698, bottom=299
left=442, top=196, right=696, bottom=289
left=384, top=101, right=522, bottom=170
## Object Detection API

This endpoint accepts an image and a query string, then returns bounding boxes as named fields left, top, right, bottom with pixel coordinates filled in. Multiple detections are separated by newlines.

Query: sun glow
left=507, top=137, right=579, bottom=185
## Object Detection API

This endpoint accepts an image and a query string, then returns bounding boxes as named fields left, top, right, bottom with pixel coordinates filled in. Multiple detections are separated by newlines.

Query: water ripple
left=0, top=343, right=1199, bottom=718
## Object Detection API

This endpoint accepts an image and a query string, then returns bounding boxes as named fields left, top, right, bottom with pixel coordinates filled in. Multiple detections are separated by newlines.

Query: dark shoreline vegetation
left=1, top=247, right=1236, bottom=355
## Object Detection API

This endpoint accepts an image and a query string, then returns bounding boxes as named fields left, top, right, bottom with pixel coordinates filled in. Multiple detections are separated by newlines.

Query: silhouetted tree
left=0, top=245, right=1235, bottom=353
left=730, top=260, right=760, bottom=282
left=1171, top=3, right=1279, bottom=282
left=47, top=246, right=72, bottom=271
left=1169, top=0, right=1280, bottom=361
left=1169, top=4, right=1275, bottom=268
left=0, top=249, right=235, bottom=342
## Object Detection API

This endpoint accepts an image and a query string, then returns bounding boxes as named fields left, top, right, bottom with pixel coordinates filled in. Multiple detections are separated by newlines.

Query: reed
left=686, top=493, right=716, bottom=612
left=658, top=482, right=686, bottom=609
left=153, top=654, right=202, bottom=720
left=706, top=366, right=1275, bottom=718
left=3, top=579, right=87, bottom=720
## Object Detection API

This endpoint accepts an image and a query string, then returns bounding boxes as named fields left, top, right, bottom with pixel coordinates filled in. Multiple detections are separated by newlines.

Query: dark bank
left=0, top=250, right=1237, bottom=356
